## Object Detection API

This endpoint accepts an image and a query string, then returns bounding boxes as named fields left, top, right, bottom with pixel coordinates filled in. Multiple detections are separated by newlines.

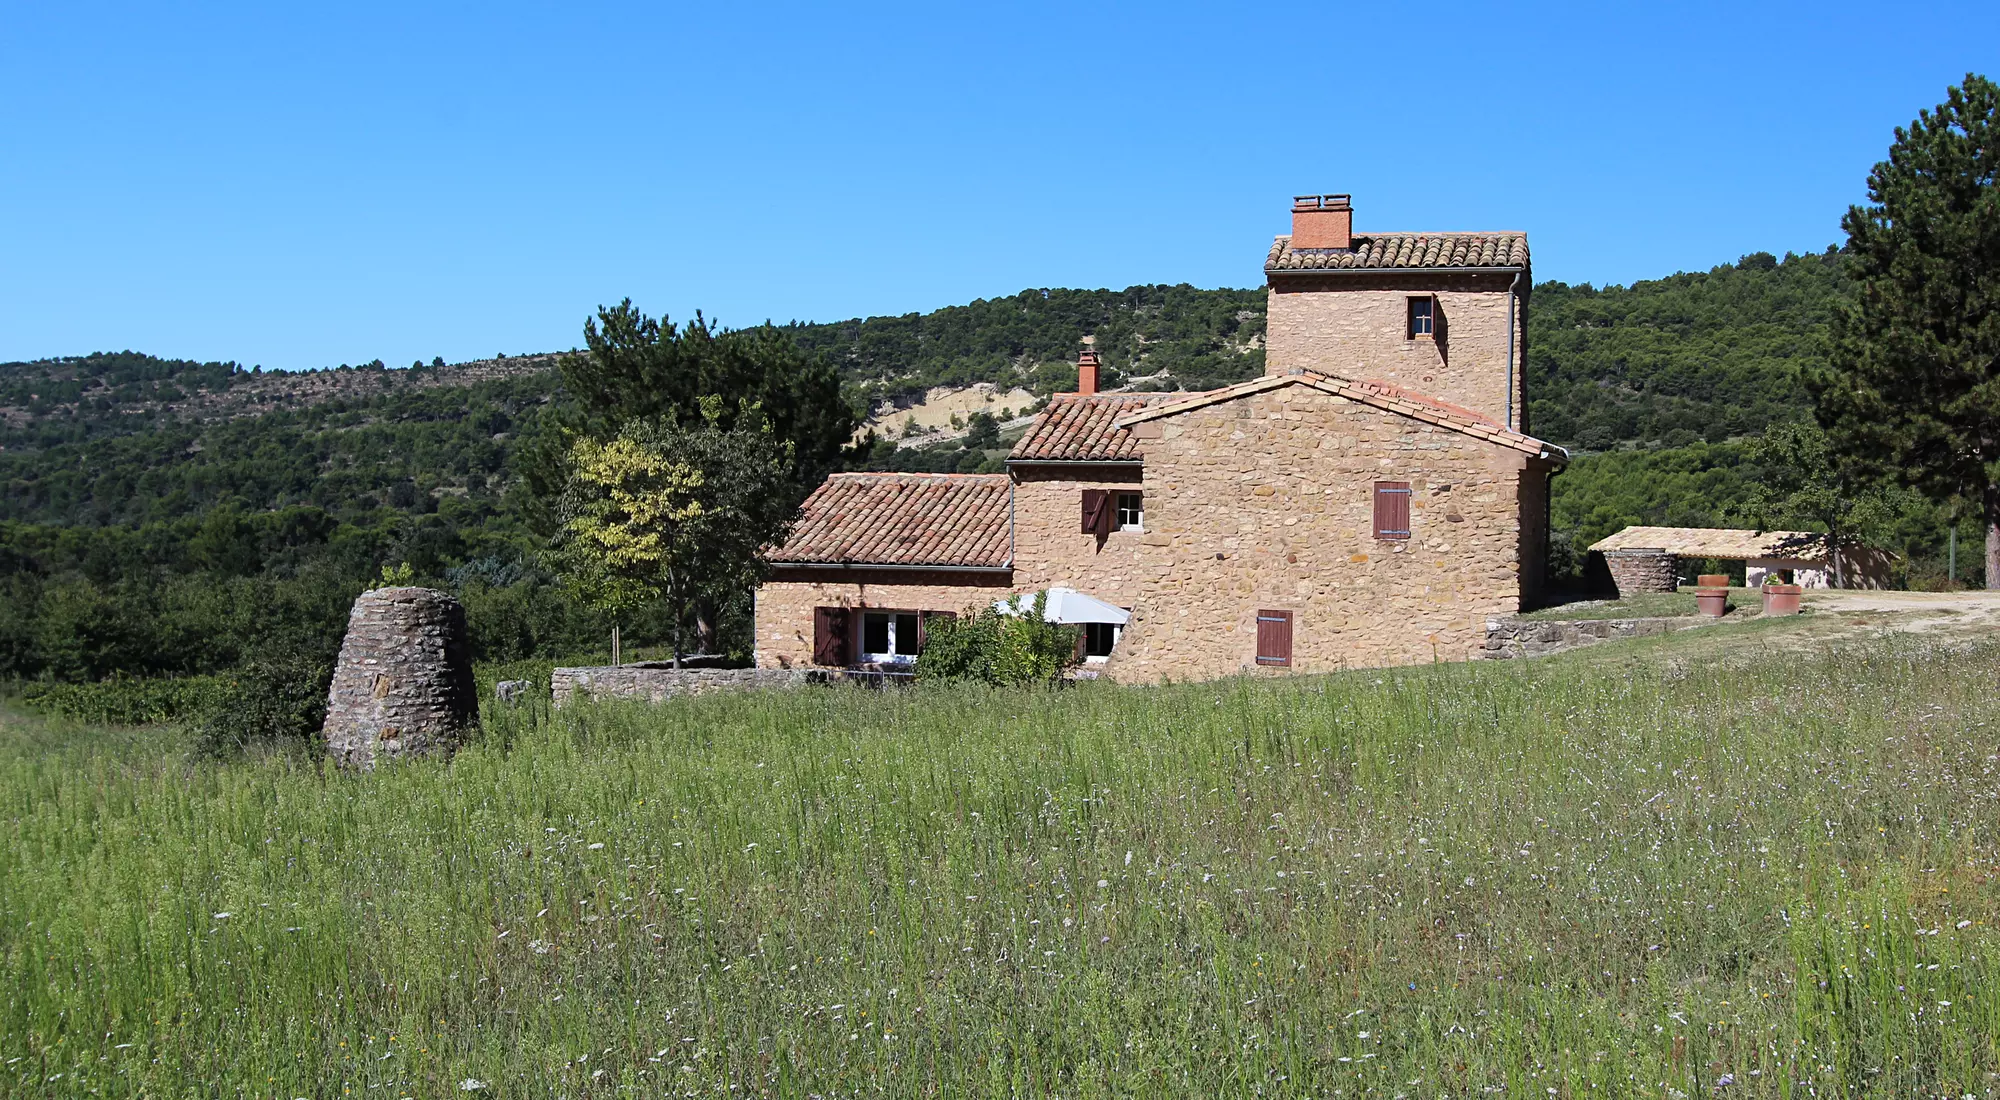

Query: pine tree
left=1817, top=74, right=2000, bottom=586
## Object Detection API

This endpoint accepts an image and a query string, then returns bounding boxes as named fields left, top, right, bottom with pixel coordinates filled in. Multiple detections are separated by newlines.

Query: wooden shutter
left=1256, top=610, right=1292, bottom=667
left=1081, top=489, right=1110, bottom=535
left=1373, top=482, right=1411, bottom=539
left=811, top=606, right=852, bottom=666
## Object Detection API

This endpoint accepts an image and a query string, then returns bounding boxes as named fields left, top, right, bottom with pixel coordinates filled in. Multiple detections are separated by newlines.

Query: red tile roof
left=1008, top=393, right=1171, bottom=462
left=1266, top=232, right=1528, bottom=273
left=1113, top=370, right=1568, bottom=462
left=769, top=473, right=1011, bottom=568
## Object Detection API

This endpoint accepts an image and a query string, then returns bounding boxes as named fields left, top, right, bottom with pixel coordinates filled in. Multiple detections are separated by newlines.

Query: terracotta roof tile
left=1008, top=393, right=1171, bottom=462
left=1589, top=526, right=1829, bottom=562
left=770, top=473, right=1011, bottom=568
left=1266, top=232, right=1528, bottom=273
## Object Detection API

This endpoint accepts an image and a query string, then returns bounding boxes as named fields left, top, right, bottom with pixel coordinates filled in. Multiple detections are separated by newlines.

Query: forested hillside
left=1526, top=248, right=1843, bottom=448
left=6, top=247, right=1960, bottom=691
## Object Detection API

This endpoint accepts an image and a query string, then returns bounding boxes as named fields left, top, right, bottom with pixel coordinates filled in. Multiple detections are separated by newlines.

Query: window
left=1373, top=481, right=1412, bottom=540
left=1408, top=296, right=1435, bottom=339
left=1255, top=610, right=1293, bottom=667
left=1116, top=492, right=1144, bottom=531
left=1081, top=488, right=1111, bottom=535
left=1083, top=622, right=1120, bottom=660
left=860, top=611, right=923, bottom=662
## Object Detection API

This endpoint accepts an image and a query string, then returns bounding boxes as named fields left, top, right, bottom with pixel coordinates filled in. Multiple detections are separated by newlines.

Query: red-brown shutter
left=1256, top=610, right=1292, bottom=667
left=1081, top=489, right=1110, bottom=534
left=1373, top=482, right=1411, bottom=539
left=812, top=607, right=852, bottom=666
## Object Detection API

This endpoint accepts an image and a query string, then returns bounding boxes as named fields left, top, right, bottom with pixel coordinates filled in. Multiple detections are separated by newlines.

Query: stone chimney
left=1076, top=349, right=1100, bottom=395
left=1291, top=194, right=1353, bottom=250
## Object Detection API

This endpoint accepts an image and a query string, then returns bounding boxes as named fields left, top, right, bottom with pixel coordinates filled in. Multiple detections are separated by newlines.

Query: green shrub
left=14, top=675, right=231, bottom=725
left=916, top=592, right=1077, bottom=685
left=189, top=654, right=334, bottom=757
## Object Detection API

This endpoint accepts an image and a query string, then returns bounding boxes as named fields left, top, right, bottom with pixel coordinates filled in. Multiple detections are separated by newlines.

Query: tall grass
left=2, top=638, right=1996, bottom=1096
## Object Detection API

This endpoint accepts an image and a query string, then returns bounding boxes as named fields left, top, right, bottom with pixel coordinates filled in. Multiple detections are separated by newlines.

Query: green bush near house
left=915, top=592, right=1078, bottom=685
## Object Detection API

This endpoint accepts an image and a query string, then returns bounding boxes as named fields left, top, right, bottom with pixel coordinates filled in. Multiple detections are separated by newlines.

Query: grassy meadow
left=3, top=635, right=1998, bottom=1097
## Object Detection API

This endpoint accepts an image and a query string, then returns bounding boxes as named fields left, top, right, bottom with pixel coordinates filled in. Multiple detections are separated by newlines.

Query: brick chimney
left=1076, top=350, right=1100, bottom=395
left=1291, top=194, right=1353, bottom=250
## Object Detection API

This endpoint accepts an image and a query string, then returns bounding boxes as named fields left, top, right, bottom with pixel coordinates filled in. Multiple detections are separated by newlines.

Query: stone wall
left=755, top=568, right=1014, bottom=669
left=1009, top=464, right=1151, bottom=606
left=321, top=586, right=477, bottom=769
left=1605, top=549, right=1678, bottom=596
left=1480, top=614, right=1715, bottom=659
left=1104, top=384, right=1532, bottom=682
left=1265, top=271, right=1526, bottom=430
left=552, top=665, right=816, bottom=708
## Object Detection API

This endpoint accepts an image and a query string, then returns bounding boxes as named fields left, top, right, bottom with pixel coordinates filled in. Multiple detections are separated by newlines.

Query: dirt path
left=1802, top=589, right=2000, bottom=639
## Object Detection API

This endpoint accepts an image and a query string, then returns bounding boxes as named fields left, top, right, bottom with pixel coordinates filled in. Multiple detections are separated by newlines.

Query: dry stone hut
left=322, top=586, right=478, bottom=769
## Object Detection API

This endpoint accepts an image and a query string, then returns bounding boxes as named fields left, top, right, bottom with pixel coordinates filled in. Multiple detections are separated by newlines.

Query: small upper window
left=1116, top=492, right=1144, bottom=531
left=1408, top=296, right=1435, bottom=339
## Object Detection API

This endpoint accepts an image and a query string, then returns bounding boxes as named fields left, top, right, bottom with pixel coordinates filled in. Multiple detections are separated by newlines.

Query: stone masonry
left=1604, top=549, right=1678, bottom=597
left=1009, top=464, right=1150, bottom=605
left=1481, top=614, right=1715, bottom=659
left=552, top=665, right=815, bottom=708
left=322, top=586, right=477, bottom=770
left=1104, top=385, right=1553, bottom=681
left=1265, top=272, right=1526, bottom=430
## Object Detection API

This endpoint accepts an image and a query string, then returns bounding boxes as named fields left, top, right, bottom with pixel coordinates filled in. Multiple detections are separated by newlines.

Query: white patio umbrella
left=993, top=587, right=1130, bottom=625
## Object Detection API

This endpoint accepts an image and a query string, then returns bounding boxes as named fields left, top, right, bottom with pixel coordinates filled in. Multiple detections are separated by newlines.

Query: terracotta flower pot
left=1695, top=588, right=1729, bottom=617
left=1762, top=583, right=1802, bottom=616
left=1697, top=574, right=1731, bottom=589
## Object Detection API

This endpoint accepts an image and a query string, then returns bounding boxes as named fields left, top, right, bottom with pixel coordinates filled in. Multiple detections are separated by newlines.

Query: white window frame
left=1082, top=621, right=1121, bottom=664
left=860, top=610, right=922, bottom=663
left=1115, top=492, right=1144, bottom=532
left=1408, top=296, right=1435, bottom=339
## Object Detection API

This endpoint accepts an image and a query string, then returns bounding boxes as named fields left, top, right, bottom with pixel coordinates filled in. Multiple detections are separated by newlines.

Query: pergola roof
left=1589, top=525, right=1828, bottom=562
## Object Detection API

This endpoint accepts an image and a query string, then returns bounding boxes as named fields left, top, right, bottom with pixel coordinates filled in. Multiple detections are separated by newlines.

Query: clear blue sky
left=3, top=2, right=1994, bottom=371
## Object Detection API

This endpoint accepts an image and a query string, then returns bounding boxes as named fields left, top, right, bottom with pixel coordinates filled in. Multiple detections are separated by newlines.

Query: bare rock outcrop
left=322, top=586, right=477, bottom=769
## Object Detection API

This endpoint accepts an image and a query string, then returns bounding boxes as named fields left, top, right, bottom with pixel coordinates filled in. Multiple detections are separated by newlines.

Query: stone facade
left=1265, top=272, right=1526, bottom=429
left=1604, top=549, right=1678, bottom=596
left=1009, top=464, right=1150, bottom=605
left=552, top=665, right=816, bottom=708
left=755, top=568, right=1013, bottom=669
left=1103, top=386, right=1551, bottom=681
left=321, top=586, right=477, bottom=770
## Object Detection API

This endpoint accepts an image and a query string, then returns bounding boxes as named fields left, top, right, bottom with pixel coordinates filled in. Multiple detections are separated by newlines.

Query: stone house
left=755, top=195, right=1569, bottom=681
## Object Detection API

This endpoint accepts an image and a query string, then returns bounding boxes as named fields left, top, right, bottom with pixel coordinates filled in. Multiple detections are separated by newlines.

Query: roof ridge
left=1275, top=231, right=1528, bottom=239
left=1110, top=370, right=1566, bottom=462
left=826, top=471, right=1010, bottom=480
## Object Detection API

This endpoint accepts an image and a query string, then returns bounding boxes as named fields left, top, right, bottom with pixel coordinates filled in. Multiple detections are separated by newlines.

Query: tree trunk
left=693, top=596, right=718, bottom=655
left=1987, top=517, right=2000, bottom=591
left=1985, top=482, right=2000, bottom=590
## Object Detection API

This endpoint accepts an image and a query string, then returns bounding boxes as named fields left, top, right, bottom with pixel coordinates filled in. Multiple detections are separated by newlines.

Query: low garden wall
left=551, top=665, right=821, bottom=708
left=1481, top=615, right=1718, bottom=660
